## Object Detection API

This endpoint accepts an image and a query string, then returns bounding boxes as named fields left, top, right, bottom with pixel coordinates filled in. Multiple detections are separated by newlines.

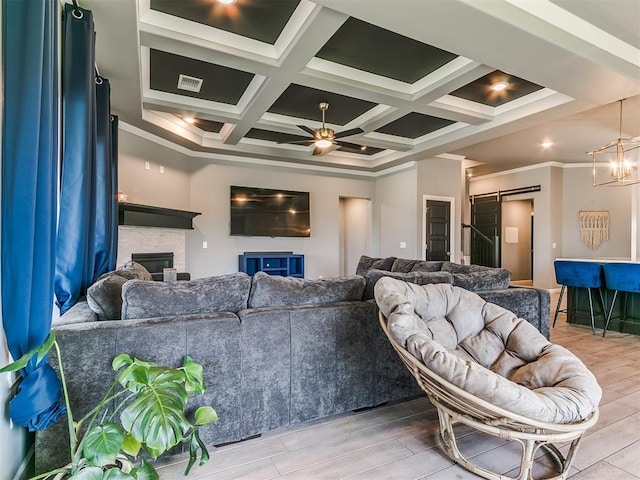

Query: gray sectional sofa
left=36, top=257, right=550, bottom=473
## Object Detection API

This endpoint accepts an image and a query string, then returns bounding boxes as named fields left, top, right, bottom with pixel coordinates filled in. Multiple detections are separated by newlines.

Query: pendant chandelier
left=592, top=98, right=640, bottom=187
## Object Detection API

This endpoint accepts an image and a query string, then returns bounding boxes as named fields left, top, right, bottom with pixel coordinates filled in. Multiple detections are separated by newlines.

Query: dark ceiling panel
left=192, top=118, right=225, bottom=133
left=150, top=49, right=254, bottom=105
left=268, top=84, right=376, bottom=125
left=150, top=0, right=300, bottom=44
left=245, top=128, right=310, bottom=144
left=376, top=112, right=455, bottom=139
left=174, top=115, right=225, bottom=133
left=336, top=141, right=384, bottom=156
left=450, top=70, right=544, bottom=107
left=316, top=17, right=458, bottom=84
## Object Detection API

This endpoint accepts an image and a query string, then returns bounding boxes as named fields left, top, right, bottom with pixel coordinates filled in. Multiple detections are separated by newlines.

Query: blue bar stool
left=553, top=260, right=605, bottom=335
left=602, top=262, right=640, bottom=337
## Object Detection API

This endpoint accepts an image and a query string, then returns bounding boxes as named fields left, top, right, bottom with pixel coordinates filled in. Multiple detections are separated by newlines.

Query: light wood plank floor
left=156, top=291, right=640, bottom=479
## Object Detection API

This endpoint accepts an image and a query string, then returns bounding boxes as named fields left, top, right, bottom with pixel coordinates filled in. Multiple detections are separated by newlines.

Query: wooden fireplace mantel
left=118, top=202, right=201, bottom=229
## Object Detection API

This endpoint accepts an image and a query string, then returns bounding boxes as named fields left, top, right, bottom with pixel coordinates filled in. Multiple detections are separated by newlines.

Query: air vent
left=177, top=74, right=203, bottom=93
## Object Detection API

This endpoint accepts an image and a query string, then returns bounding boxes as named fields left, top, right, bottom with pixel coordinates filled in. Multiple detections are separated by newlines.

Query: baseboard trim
left=12, top=443, right=33, bottom=480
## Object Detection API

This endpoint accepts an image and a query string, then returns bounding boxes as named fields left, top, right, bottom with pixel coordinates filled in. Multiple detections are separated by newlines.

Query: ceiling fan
left=280, top=102, right=365, bottom=155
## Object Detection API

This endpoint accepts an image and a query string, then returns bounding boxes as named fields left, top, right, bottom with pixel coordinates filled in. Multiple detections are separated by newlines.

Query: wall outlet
left=202, top=241, right=208, bottom=249
left=144, top=161, right=150, bottom=170
left=552, top=242, right=557, bottom=249
left=159, top=166, right=165, bottom=174
left=400, top=241, right=407, bottom=249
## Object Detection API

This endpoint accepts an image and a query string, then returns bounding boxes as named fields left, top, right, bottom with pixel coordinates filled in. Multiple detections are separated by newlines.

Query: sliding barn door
left=470, top=195, right=501, bottom=267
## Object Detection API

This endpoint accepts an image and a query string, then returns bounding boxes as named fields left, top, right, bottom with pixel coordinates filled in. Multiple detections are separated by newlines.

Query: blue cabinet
left=239, top=253, right=304, bottom=278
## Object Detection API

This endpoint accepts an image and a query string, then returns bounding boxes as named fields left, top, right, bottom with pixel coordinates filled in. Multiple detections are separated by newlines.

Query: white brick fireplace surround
left=117, top=225, right=186, bottom=272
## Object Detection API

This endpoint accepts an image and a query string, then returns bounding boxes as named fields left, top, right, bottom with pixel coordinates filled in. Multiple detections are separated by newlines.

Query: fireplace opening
left=131, top=252, right=174, bottom=275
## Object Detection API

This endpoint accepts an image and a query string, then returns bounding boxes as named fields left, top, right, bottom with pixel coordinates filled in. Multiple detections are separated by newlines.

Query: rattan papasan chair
left=374, top=277, right=601, bottom=480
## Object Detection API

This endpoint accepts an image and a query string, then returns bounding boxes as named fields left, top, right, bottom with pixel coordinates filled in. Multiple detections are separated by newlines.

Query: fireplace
left=131, top=252, right=174, bottom=275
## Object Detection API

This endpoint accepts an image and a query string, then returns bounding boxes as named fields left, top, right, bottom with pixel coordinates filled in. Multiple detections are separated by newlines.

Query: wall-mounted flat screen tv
left=230, top=186, right=310, bottom=237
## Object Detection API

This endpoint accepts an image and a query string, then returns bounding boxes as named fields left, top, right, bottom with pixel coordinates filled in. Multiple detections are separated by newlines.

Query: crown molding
left=118, top=121, right=416, bottom=179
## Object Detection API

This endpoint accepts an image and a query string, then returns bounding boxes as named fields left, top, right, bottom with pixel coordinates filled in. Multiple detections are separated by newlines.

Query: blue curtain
left=1, top=0, right=66, bottom=430
left=109, top=115, right=119, bottom=271
left=56, top=4, right=117, bottom=313
left=94, top=78, right=116, bottom=275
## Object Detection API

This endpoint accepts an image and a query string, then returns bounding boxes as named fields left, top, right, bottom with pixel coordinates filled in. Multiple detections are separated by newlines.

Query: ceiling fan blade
left=312, top=146, right=325, bottom=156
left=334, top=127, right=364, bottom=139
left=278, top=139, right=315, bottom=145
left=297, top=125, right=316, bottom=135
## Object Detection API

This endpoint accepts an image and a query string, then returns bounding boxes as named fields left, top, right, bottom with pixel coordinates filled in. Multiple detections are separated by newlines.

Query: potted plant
left=1, top=331, right=218, bottom=479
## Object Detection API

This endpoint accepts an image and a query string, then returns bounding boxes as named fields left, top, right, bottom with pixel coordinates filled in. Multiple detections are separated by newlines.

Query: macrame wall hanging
left=579, top=210, right=609, bottom=249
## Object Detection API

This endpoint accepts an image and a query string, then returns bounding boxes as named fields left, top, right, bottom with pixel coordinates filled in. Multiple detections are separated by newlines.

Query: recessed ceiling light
left=218, top=0, right=236, bottom=4
left=541, top=141, right=553, bottom=148
left=490, top=81, right=509, bottom=92
left=183, top=117, right=196, bottom=124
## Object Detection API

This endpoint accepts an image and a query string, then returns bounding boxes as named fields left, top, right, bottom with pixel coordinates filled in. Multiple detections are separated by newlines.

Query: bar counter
left=556, top=258, right=640, bottom=335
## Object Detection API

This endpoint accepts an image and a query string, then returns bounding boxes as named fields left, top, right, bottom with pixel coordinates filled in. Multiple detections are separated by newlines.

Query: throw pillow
left=355, top=255, right=396, bottom=276
left=86, top=272, right=129, bottom=320
left=248, top=272, right=366, bottom=308
left=363, top=269, right=453, bottom=300
left=117, top=260, right=153, bottom=281
left=121, top=272, right=252, bottom=319
left=85, top=261, right=154, bottom=320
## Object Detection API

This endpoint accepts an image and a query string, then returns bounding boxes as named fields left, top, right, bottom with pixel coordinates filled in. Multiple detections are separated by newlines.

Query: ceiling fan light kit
left=279, top=102, right=365, bottom=155
left=592, top=99, right=640, bottom=187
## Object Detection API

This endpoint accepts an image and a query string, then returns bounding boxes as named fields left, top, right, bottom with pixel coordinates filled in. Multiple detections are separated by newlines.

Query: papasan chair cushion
left=375, top=277, right=601, bottom=424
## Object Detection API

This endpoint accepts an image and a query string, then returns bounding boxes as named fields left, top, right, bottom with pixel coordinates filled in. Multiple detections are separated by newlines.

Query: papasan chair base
left=381, top=313, right=598, bottom=480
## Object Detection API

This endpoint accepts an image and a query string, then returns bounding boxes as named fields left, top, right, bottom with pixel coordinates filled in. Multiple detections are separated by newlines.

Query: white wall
left=339, top=198, right=372, bottom=276
left=118, top=131, right=471, bottom=280
left=118, top=130, right=191, bottom=211
left=187, top=162, right=374, bottom=280
left=562, top=166, right=632, bottom=259
left=373, top=167, right=418, bottom=258
left=0, top=329, right=27, bottom=480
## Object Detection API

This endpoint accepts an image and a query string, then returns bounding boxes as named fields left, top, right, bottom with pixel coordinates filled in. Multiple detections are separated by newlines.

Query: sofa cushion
left=355, top=255, right=396, bottom=276
left=248, top=272, right=365, bottom=308
left=363, top=269, right=453, bottom=300
left=451, top=269, right=512, bottom=291
left=86, top=261, right=153, bottom=320
left=440, top=261, right=489, bottom=274
left=409, top=261, right=443, bottom=272
left=121, top=272, right=251, bottom=319
left=54, top=300, right=97, bottom=326
left=390, top=258, right=418, bottom=273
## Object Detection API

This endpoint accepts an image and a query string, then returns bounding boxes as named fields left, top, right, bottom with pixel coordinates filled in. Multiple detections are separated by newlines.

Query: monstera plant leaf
left=117, top=362, right=191, bottom=457
left=82, top=423, right=125, bottom=466
left=0, top=330, right=56, bottom=374
left=129, top=459, right=159, bottom=480
left=68, top=466, right=105, bottom=480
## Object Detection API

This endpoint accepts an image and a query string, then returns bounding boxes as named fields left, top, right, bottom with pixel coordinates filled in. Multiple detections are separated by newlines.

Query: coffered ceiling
left=83, top=0, right=640, bottom=176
